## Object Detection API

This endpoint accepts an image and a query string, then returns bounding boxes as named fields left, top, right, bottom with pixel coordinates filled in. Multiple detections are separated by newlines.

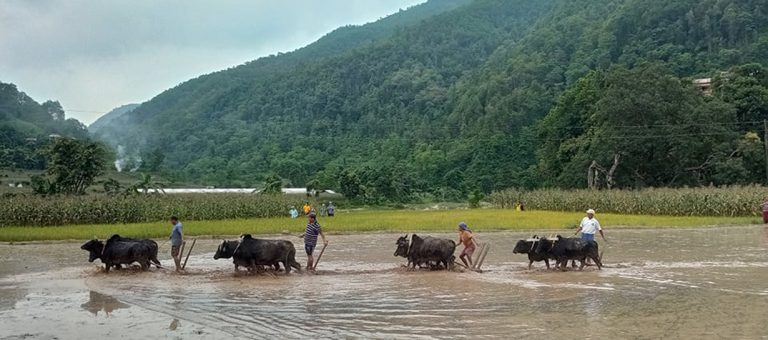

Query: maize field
left=0, top=194, right=305, bottom=227
left=488, top=186, right=768, bottom=217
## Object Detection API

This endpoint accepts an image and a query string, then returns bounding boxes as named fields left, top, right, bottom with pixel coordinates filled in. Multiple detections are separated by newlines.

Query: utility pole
left=764, top=120, right=768, bottom=184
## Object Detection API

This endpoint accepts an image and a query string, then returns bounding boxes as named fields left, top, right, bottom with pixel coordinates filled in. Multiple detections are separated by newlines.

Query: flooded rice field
left=1, top=226, right=767, bottom=339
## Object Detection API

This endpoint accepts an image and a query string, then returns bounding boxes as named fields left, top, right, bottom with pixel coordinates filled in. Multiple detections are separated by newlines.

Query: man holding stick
left=169, top=216, right=184, bottom=272
left=574, top=209, right=606, bottom=242
left=574, top=209, right=606, bottom=265
left=302, top=212, right=328, bottom=271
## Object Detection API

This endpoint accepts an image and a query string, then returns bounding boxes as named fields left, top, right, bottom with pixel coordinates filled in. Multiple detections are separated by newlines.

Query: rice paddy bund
left=0, top=209, right=759, bottom=242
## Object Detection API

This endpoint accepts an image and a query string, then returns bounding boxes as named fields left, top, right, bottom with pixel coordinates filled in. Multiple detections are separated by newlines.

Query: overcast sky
left=0, top=0, right=425, bottom=124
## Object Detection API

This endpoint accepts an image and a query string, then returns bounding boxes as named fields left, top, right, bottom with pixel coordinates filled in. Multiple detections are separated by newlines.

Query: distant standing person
left=761, top=197, right=768, bottom=224
left=320, top=203, right=328, bottom=217
left=574, top=209, right=606, bottom=242
left=289, top=206, right=299, bottom=219
left=457, top=222, right=477, bottom=268
left=169, top=216, right=184, bottom=272
left=303, top=212, right=328, bottom=271
left=303, top=202, right=312, bottom=216
left=327, top=202, right=335, bottom=217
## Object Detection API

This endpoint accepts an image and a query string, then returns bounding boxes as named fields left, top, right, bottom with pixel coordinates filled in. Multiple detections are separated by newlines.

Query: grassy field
left=1, top=209, right=760, bottom=242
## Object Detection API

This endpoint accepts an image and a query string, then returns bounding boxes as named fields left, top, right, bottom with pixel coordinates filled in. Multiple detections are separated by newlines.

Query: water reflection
left=81, top=291, right=129, bottom=317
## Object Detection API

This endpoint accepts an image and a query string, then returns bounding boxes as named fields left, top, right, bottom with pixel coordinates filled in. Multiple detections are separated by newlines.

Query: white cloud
left=0, top=0, right=425, bottom=123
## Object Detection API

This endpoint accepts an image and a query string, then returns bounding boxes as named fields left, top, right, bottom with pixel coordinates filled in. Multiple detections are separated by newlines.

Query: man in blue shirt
left=169, top=216, right=184, bottom=271
left=303, top=212, right=328, bottom=271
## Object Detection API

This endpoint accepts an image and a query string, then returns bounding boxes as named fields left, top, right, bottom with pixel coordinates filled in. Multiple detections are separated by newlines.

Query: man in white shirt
left=575, top=209, right=606, bottom=242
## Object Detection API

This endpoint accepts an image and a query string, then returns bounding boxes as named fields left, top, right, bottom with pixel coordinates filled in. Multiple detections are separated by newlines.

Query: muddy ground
left=1, top=226, right=767, bottom=339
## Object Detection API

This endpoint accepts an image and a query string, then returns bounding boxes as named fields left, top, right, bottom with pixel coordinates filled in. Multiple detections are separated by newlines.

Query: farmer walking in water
left=457, top=222, right=477, bottom=268
left=302, top=212, right=328, bottom=271
left=574, top=209, right=606, bottom=242
left=169, top=216, right=184, bottom=272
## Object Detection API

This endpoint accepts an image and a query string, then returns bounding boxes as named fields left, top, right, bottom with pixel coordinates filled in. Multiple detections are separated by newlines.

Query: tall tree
left=44, top=138, right=107, bottom=195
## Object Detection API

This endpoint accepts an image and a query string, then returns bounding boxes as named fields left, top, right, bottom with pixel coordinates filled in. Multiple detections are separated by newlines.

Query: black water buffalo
left=394, top=234, right=456, bottom=270
left=81, top=239, right=122, bottom=270
left=110, top=236, right=162, bottom=268
left=80, top=235, right=158, bottom=273
left=513, top=237, right=552, bottom=270
left=213, top=235, right=301, bottom=274
left=535, top=236, right=602, bottom=270
left=212, top=239, right=280, bottom=272
left=80, top=235, right=162, bottom=271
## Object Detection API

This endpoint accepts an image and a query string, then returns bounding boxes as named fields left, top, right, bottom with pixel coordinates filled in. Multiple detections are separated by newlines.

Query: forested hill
left=89, top=103, right=139, bottom=138
left=91, top=0, right=768, bottom=202
left=0, top=82, right=89, bottom=169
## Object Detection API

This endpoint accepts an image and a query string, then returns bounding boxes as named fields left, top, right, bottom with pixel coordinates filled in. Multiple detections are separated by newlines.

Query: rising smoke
left=114, top=145, right=142, bottom=172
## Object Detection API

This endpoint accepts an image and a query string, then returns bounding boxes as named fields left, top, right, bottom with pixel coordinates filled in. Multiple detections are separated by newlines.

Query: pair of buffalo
left=513, top=235, right=603, bottom=271
left=81, top=235, right=162, bottom=273
left=213, top=234, right=301, bottom=273
left=81, top=234, right=302, bottom=274
left=394, top=234, right=456, bottom=270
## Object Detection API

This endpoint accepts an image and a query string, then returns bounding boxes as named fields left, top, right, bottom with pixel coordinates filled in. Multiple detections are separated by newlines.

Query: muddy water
left=1, top=226, right=767, bottom=339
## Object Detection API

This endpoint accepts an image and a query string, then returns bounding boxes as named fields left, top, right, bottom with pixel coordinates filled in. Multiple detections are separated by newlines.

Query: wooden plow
left=471, top=242, right=490, bottom=271
left=312, top=243, right=328, bottom=271
left=181, top=238, right=197, bottom=270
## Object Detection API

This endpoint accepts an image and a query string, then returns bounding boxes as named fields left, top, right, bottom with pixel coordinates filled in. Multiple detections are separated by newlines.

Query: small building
left=693, top=78, right=713, bottom=96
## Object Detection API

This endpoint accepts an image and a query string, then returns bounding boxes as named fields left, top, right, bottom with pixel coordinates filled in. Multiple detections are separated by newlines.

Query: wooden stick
left=475, top=244, right=490, bottom=270
left=178, top=241, right=186, bottom=263
left=312, top=243, right=328, bottom=271
left=471, top=243, right=485, bottom=269
left=182, top=239, right=196, bottom=270
left=472, top=244, right=483, bottom=269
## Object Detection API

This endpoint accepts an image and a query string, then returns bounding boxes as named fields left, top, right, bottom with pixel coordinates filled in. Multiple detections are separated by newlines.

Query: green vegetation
left=29, top=138, right=107, bottom=195
left=0, top=209, right=758, bottom=242
left=537, top=63, right=768, bottom=189
left=6, top=1, right=768, bottom=229
left=89, top=0, right=558, bottom=198
left=0, top=194, right=304, bottom=227
left=490, top=186, right=768, bottom=217
left=0, top=82, right=90, bottom=170
left=88, top=0, right=768, bottom=202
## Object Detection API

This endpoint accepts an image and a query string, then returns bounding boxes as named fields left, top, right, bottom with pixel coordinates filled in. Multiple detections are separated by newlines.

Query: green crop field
left=1, top=209, right=759, bottom=242
left=490, top=186, right=768, bottom=217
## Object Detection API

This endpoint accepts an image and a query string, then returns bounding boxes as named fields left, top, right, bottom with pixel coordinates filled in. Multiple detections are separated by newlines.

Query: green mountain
left=91, top=0, right=768, bottom=201
left=89, top=103, right=140, bottom=136
left=0, top=82, right=89, bottom=169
